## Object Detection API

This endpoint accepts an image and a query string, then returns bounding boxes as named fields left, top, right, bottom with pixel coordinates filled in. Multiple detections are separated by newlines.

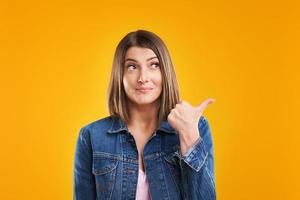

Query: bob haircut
left=106, top=29, right=180, bottom=126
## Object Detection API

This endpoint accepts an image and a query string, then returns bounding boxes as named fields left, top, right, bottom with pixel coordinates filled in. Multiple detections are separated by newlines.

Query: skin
left=167, top=98, right=215, bottom=156
left=123, top=46, right=215, bottom=171
left=123, top=46, right=162, bottom=171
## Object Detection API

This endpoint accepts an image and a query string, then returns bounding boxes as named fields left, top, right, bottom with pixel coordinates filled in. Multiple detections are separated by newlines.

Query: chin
left=130, top=96, right=160, bottom=106
left=135, top=99, right=157, bottom=105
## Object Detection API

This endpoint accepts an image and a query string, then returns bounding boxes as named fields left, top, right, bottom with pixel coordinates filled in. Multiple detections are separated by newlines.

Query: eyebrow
left=125, top=56, right=158, bottom=62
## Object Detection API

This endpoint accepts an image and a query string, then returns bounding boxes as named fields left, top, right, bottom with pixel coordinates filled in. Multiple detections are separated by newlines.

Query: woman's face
left=123, top=46, right=162, bottom=107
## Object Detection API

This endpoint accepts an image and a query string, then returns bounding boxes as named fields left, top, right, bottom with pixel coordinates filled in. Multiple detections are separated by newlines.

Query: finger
left=181, top=100, right=189, bottom=106
left=196, top=98, right=215, bottom=113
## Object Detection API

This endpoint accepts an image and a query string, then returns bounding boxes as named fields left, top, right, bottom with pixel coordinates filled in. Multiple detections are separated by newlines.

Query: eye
left=126, top=63, right=136, bottom=70
left=150, top=62, right=160, bottom=69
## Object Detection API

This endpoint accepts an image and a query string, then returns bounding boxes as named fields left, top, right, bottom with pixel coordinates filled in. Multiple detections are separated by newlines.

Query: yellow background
left=1, top=0, right=299, bottom=199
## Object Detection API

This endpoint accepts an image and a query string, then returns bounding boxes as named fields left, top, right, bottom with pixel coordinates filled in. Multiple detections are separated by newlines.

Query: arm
left=176, top=116, right=216, bottom=200
left=73, top=127, right=96, bottom=200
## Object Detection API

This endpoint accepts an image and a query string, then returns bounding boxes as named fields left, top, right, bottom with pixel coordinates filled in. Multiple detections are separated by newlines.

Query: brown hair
left=106, top=29, right=180, bottom=125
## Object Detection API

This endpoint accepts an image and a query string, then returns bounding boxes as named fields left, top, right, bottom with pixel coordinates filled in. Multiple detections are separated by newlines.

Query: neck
left=127, top=100, right=159, bottom=132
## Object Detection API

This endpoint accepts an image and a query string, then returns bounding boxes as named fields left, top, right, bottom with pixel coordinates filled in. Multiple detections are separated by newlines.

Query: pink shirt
left=136, top=169, right=151, bottom=200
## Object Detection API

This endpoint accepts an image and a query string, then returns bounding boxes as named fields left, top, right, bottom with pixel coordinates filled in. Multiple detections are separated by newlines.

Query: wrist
left=179, top=130, right=201, bottom=156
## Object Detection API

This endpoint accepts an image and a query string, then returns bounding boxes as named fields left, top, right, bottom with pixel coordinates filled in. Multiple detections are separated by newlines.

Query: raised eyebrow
left=125, top=56, right=158, bottom=63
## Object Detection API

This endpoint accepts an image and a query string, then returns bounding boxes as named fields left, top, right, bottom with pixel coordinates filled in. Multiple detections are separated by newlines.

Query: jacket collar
left=107, top=116, right=177, bottom=134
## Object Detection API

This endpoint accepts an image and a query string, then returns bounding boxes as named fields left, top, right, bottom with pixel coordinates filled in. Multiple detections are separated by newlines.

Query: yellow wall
left=1, top=0, right=299, bottom=199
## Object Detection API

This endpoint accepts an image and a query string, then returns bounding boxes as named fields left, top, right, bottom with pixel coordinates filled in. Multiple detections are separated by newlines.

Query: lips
left=136, top=87, right=153, bottom=93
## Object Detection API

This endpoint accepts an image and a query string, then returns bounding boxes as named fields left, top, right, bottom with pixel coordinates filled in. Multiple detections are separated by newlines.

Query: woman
left=73, top=29, right=216, bottom=200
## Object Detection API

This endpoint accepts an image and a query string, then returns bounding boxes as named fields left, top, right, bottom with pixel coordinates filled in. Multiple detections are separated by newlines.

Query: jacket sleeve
left=73, top=126, right=96, bottom=200
left=175, top=116, right=216, bottom=200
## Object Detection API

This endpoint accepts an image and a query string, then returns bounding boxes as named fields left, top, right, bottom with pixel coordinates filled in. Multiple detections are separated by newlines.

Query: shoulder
left=76, top=116, right=123, bottom=153
left=81, top=116, right=113, bottom=131
left=198, top=115, right=209, bottom=129
left=198, top=115, right=212, bottom=138
left=77, top=116, right=114, bottom=139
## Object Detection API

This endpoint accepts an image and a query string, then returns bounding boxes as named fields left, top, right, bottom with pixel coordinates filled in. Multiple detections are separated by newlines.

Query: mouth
left=136, top=88, right=153, bottom=93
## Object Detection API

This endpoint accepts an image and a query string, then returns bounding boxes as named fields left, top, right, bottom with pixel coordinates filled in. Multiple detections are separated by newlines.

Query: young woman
left=73, top=29, right=216, bottom=200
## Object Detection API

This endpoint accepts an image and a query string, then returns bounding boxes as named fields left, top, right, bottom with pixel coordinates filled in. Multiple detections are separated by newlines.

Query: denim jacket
left=73, top=115, right=216, bottom=200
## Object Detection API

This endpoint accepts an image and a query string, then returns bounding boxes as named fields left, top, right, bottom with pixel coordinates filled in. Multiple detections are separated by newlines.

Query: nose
left=138, top=67, right=149, bottom=83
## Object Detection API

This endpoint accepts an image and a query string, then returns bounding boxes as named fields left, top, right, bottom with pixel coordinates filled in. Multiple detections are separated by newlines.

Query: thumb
left=195, top=98, right=216, bottom=114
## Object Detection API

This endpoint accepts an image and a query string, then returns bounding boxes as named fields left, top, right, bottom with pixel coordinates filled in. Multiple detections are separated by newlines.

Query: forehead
left=125, top=46, right=157, bottom=60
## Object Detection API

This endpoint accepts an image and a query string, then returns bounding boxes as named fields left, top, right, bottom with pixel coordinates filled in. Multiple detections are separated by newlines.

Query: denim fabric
left=73, top=115, right=216, bottom=200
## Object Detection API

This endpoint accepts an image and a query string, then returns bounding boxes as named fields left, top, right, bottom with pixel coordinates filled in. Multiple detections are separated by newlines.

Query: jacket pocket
left=92, top=152, right=119, bottom=200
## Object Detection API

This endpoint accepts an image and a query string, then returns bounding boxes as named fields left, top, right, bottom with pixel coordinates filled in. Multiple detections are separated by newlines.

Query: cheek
left=153, top=73, right=163, bottom=87
left=122, top=76, right=129, bottom=92
left=123, top=75, right=134, bottom=91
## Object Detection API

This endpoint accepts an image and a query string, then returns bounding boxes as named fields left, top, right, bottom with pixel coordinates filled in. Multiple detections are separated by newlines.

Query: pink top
left=136, top=169, right=151, bottom=200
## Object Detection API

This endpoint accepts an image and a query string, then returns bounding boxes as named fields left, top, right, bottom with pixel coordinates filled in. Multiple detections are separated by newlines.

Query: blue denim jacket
left=73, top=115, right=216, bottom=200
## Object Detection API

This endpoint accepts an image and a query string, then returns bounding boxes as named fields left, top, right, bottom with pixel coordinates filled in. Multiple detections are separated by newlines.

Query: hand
left=167, top=98, right=215, bottom=155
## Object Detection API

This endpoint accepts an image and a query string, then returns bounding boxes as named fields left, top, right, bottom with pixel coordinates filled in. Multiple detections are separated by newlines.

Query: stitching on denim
left=92, top=160, right=119, bottom=175
left=183, top=150, right=208, bottom=172
left=160, top=156, right=171, bottom=200
left=93, top=152, right=141, bottom=164
left=205, top=164, right=215, bottom=190
left=163, top=156, right=181, bottom=194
